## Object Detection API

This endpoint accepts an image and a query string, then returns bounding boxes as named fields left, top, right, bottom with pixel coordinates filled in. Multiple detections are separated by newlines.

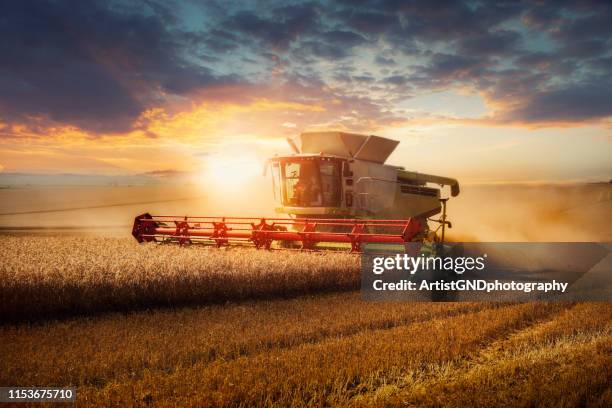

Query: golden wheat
left=0, top=236, right=359, bottom=321
left=73, top=303, right=572, bottom=406
left=357, top=302, right=612, bottom=407
left=1, top=235, right=610, bottom=407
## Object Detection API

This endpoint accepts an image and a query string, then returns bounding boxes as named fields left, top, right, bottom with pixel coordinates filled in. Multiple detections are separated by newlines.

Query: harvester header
left=132, top=214, right=421, bottom=252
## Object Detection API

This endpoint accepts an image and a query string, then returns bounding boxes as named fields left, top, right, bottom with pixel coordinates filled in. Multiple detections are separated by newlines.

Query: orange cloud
left=0, top=97, right=332, bottom=174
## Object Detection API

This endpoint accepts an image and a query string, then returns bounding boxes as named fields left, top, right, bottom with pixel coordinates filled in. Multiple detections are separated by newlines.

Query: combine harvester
left=132, top=132, right=460, bottom=253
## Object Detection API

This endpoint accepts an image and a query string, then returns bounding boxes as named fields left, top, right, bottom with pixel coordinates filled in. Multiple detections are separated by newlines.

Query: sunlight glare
left=201, top=152, right=263, bottom=188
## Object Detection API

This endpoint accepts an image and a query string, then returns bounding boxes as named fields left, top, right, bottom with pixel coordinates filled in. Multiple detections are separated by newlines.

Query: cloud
left=382, top=75, right=408, bottom=86
left=374, top=55, right=396, bottom=66
left=0, top=0, right=240, bottom=134
left=203, top=29, right=241, bottom=53
left=413, top=53, right=488, bottom=86
left=342, top=10, right=398, bottom=34
left=0, top=0, right=611, bottom=139
left=296, top=30, right=365, bottom=60
left=457, top=30, right=522, bottom=57
left=500, top=81, right=612, bottom=124
left=221, top=2, right=321, bottom=51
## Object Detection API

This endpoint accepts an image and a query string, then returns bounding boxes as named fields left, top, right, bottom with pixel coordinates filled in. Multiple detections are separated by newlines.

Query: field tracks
left=1, top=294, right=487, bottom=390
left=75, top=303, right=574, bottom=406
left=352, top=302, right=611, bottom=407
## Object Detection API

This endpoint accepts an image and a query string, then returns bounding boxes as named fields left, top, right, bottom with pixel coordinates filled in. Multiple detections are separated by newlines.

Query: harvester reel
left=251, top=219, right=275, bottom=250
left=131, top=215, right=423, bottom=253
left=173, top=220, right=192, bottom=246
left=212, top=222, right=229, bottom=247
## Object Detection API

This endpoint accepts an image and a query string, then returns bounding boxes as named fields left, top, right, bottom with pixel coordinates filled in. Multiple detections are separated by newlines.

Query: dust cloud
left=0, top=182, right=609, bottom=242
left=0, top=178, right=276, bottom=236
left=447, top=183, right=611, bottom=242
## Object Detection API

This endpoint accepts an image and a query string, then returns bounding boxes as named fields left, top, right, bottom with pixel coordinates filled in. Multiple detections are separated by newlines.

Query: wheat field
left=0, top=235, right=610, bottom=407
left=0, top=236, right=358, bottom=322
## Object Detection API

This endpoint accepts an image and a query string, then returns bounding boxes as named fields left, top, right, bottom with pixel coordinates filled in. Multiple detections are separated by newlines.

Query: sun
left=201, top=152, right=263, bottom=188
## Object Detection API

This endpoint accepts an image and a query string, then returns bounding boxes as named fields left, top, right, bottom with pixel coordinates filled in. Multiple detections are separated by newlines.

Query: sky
left=0, top=0, right=611, bottom=183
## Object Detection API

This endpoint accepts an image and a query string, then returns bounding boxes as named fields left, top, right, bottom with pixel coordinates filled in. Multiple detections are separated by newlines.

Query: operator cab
left=269, top=156, right=343, bottom=208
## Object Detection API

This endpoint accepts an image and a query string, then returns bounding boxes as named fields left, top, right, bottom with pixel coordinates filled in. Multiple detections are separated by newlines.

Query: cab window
left=319, top=161, right=341, bottom=206
left=280, top=159, right=341, bottom=207
left=283, top=161, right=321, bottom=206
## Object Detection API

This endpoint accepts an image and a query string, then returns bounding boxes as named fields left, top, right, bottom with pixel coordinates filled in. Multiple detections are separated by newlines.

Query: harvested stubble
left=74, top=302, right=582, bottom=406
left=0, top=293, right=484, bottom=389
left=355, top=302, right=612, bottom=408
left=0, top=236, right=359, bottom=321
